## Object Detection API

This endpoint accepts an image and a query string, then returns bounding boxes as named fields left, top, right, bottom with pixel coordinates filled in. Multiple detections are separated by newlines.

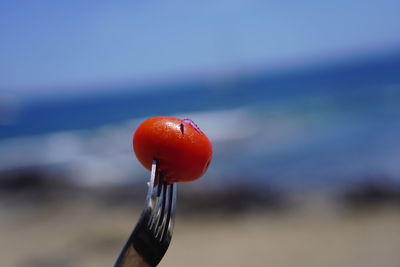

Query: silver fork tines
left=114, top=160, right=177, bottom=267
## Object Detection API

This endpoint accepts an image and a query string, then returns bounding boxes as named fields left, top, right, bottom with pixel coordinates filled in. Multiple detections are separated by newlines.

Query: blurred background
left=1, top=1, right=400, bottom=266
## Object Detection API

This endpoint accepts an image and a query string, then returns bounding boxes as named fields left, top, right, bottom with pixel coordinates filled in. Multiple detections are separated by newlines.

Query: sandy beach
left=1, top=188, right=400, bottom=267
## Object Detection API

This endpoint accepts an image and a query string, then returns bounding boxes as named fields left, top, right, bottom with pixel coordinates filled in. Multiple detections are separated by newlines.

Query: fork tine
left=153, top=180, right=167, bottom=232
left=158, top=183, right=175, bottom=242
left=154, top=182, right=170, bottom=239
left=155, top=171, right=162, bottom=197
left=148, top=179, right=163, bottom=229
left=147, top=163, right=165, bottom=228
left=166, top=183, right=177, bottom=243
left=145, top=160, right=158, bottom=212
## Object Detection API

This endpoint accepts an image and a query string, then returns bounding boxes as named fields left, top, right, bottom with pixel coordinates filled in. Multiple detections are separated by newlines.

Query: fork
left=114, top=160, right=177, bottom=267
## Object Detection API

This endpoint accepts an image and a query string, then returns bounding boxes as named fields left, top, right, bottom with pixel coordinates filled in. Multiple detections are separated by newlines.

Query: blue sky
left=1, top=0, right=399, bottom=95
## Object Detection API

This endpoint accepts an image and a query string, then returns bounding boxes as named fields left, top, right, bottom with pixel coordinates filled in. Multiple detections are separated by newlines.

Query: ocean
left=1, top=52, right=400, bottom=190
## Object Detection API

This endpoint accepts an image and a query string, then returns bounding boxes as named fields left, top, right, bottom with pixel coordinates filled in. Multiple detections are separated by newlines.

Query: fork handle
left=115, top=244, right=151, bottom=267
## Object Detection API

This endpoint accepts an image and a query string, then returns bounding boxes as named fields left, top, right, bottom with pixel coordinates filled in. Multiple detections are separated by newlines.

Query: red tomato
left=133, top=117, right=212, bottom=183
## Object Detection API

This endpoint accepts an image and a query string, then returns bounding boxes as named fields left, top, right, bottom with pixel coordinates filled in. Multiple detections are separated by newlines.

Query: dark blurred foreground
left=2, top=168, right=400, bottom=213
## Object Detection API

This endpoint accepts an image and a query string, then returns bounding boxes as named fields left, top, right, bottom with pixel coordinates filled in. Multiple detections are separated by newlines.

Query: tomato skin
left=133, top=117, right=212, bottom=183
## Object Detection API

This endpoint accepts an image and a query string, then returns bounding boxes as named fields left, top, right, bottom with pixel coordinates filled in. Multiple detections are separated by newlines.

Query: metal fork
left=114, top=160, right=177, bottom=267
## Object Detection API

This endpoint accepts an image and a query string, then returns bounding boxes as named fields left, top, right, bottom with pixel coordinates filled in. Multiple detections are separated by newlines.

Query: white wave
left=0, top=108, right=253, bottom=185
left=3, top=106, right=398, bottom=187
left=170, top=108, right=258, bottom=142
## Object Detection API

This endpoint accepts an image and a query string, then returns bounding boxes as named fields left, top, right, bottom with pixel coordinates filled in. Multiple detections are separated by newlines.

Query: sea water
left=1, top=53, right=400, bottom=190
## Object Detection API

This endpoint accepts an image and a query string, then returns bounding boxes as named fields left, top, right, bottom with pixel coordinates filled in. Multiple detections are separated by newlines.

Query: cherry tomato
left=133, top=117, right=212, bottom=183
